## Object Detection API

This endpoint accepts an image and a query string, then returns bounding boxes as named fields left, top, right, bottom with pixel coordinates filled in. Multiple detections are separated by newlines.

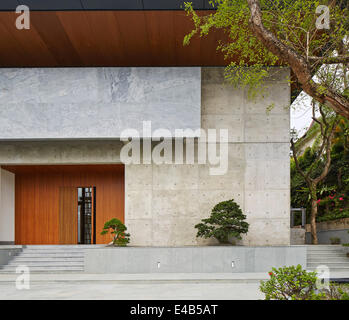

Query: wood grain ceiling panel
left=0, top=12, right=58, bottom=66
left=29, top=12, right=82, bottom=66
left=0, top=10, right=227, bottom=67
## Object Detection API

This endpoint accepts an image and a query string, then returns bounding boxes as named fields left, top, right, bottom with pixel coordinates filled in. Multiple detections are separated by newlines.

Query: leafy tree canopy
left=184, top=0, right=349, bottom=117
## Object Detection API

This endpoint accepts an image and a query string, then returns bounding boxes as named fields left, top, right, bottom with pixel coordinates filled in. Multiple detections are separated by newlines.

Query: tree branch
left=246, top=0, right=349, bottom=119
left=308, top=55, right=349, bottom=65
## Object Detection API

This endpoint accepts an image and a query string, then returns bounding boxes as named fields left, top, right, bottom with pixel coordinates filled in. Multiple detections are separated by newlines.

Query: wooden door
left=59, top=187, right=77, bottom=244
left=3, top=165, right=124, bottom=245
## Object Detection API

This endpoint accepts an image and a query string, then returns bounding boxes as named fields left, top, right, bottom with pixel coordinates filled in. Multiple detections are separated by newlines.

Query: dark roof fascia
left=0, top=0, right=217, bottom=11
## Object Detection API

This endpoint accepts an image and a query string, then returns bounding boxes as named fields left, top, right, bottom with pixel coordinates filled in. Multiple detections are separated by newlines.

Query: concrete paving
left=0, top=272, right=347, bottom=300
left=0, top=282, right=264, bottom=300
left=0, top=273, right=267, bottom=300
left=0, top=272, right=269, bottom=283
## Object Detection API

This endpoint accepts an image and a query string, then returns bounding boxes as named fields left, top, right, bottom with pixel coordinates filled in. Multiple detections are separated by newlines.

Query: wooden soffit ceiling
left=0, top=9, right=229, bottom=67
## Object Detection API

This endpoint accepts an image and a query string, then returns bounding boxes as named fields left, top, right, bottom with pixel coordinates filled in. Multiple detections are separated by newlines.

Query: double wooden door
left=2, top=165, right=125, bottom=245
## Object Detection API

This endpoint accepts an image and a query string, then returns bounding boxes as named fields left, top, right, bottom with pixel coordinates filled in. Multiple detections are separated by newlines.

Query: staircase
left=0, top=245, right=90, bottom=273
left=307, top=245, right=349, bottom=273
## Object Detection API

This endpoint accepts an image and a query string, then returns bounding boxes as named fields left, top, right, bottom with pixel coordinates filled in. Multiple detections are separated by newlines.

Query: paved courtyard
left=0, top=273, right=266, bottom=300
left=0, top=281, right=263, bottom=300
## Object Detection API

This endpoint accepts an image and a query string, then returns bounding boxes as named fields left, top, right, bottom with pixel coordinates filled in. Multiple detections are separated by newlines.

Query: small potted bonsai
left=195, top=199, right=249, bottom=245
left=100, top=218, right=130, bottom=246
left=330, top=237, right=341, bottom=245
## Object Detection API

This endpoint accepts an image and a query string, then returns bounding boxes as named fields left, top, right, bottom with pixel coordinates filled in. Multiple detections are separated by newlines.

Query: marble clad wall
left=0, top=67, right=201, bottom=139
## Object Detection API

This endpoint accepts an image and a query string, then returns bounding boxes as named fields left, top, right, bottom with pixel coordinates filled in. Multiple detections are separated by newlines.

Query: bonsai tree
left=100, top=218, right=130, bottom=246
left=195, top=199, right=249, bottom=244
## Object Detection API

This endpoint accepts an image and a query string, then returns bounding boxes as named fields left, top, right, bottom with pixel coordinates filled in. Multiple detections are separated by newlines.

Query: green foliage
left=330, top=237, right=341, bottom=244
left=195, top=199, right=249, bottom=243
left=184, top=0, right=349, bottom=99
left=342, top=231, right=349, bottom=247
left=291, top=117, right=349, bottom=225
left=260, top=265, right=349, bottom=300
left=260, top=265, right=321, bottom=300
left=100, top=218, right=130, bottom=246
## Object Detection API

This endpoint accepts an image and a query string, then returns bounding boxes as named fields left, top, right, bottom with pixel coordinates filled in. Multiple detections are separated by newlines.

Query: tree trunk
left=310, top=197, right=318, bottom=245
left=246, top=0, right=349, bottom=120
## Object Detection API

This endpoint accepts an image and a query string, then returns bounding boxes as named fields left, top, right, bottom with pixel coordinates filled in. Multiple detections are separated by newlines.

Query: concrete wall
left=0, top=169, right=15, bottom=243
left=85, top=246, right=307, bottom=273
left=305, top=218, right=349, bottom=232
left=0, top=246, right=22, bottom=266
left=0, top=67, right=200, bottom=139
left=0, top=141, right=124, bottom=165
left=291, top=228, right=306, bottom=245
left=125, top=67, right=291, bottom=246
left=304, top=218, right=349, bottom=244
left=306, top=229, right=349, bottom=245
left=0, top=66, right=290, bottom=247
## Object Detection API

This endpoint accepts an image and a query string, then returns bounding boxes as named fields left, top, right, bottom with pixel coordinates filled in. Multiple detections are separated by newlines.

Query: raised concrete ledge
left=85, top=246, right=307, bottom=273
left=0, top=246, right=22, bottom=266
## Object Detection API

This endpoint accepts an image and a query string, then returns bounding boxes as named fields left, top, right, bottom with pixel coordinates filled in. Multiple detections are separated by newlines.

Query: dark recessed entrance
left=78, top=187, right=96, bottom=245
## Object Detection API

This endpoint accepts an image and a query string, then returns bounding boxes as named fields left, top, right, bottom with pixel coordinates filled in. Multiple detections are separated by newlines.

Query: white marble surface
left=0, top=67, right=201, bottom=139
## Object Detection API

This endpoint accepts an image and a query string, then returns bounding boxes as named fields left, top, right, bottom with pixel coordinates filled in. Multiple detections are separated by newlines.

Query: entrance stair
left=0, top=245, right=102, bottom=273
left=307, top=245, right=349, bottom=273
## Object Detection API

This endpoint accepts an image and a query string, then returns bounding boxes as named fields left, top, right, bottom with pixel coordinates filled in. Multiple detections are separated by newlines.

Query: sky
left=290, top=92, right=314, bottom=138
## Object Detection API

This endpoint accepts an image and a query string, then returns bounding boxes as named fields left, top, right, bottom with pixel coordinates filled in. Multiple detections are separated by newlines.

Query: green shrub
left=100, top=218, right=130, bottom=246
left=195, top=199, right=249, bottom=244
left=330, top=237, right=341, bottom=245
left=260, top=265, right=320, bottom=300
left=324, top=284, right=349, bottom=300
left=260, top=265, right=349, bottom=300
left=342, top=230, right=349, bottom=247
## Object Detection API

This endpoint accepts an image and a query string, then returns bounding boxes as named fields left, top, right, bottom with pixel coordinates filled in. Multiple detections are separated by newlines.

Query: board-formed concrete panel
left=125, top=67, right=291, bottom=246
left=0, top=67, right=201, bottom=140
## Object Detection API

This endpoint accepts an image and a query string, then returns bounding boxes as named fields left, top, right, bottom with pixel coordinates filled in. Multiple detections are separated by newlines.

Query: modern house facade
left=0, top=2, right=290, bottom=247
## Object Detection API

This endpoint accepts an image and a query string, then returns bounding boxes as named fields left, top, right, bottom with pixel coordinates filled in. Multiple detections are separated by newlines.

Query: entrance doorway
left=59, top=186, right=96, bottom=245
left=3, top=164, right=124, bottom=245
left=77, top=187, right=96, bottom=244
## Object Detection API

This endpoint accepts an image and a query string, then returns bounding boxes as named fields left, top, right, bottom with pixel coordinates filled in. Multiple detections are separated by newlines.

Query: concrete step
left=307, top=262, right=349, bottom=268
left=16, top=253, right=85, bottom=258
left=307, top=245, right=343, bottom=248
left=7, top=261, right=84, bottom=267
left=13, top=257, right=84, bottom=262
left=16, top=251, right=85, bottom=255
left=0, top=246, right=88, bottom=273
left=308, top=268, right=349, bottom=273
left=23, top=245, right=103, bottom=249
left=307, top=253, right=348, bottom=258
left=307, top=247, right=343, bottom=251
left=307, top=260, right=349, bottom=264
left=307, top=248, right=345, bottom=252
left=0, top=267, right=84, bottom=273
left=308, top=252, right=346, bottom=256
